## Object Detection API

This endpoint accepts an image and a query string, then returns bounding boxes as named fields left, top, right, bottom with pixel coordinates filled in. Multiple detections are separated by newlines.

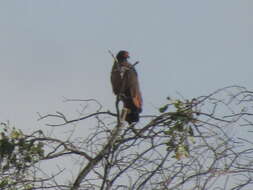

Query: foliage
left=0, top=122, right=44, bottom=190
left=160, top=99, right=196, bottom=159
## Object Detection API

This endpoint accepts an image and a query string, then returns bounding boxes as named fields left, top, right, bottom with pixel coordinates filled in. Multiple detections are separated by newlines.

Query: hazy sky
left=0, top=0, right=252, bottom=132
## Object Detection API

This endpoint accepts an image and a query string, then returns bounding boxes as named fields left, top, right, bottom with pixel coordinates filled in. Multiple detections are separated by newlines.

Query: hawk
left=111, top=50, right=143, bottom=124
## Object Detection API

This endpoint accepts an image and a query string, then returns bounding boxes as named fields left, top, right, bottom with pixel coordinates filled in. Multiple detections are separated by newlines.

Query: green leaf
left=0, top=178, right=8, bottom=188
left=159, top=104, right=169, bottom=113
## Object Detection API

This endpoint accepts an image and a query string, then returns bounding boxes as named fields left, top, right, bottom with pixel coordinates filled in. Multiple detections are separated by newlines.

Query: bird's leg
left=115, top=95, right=121, bottom=125
left=120, top=107, right=129, bottom=124
left=111, top=107, right=129, bottom=144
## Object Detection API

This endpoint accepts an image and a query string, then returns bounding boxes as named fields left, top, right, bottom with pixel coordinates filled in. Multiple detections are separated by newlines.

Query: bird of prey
left=111, top=50, right=143, bottom=124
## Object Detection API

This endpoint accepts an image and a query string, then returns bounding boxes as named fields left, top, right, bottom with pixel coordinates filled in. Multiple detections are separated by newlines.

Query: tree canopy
left=1, top=86, right=253, bottom=190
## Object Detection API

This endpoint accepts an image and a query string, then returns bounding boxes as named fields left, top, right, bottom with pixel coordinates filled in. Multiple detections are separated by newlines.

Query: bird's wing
left=110, top=62, right=122, bottom=95
left=126, top=68, right=143, bottom=111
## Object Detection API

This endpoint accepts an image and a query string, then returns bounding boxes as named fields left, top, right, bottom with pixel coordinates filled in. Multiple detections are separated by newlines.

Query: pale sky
left=0, top=0, right=252, bottom=133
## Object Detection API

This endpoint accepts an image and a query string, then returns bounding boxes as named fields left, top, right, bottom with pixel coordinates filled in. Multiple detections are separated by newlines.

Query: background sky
left=0, top=0, right=252, bottom=133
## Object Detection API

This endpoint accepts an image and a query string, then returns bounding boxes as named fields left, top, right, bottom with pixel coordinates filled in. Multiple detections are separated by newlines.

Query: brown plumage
left=111, top=50, right=143, bottom=124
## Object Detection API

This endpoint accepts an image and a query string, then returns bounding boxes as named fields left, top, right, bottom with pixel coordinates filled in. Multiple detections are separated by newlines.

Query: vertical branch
left=108, top=50, right=118, bottom=63
left=116, top=95, right=121, bottom=126
left=71, top=99, right=124, bottom=190
left=100, top=156, right=112, bottom=190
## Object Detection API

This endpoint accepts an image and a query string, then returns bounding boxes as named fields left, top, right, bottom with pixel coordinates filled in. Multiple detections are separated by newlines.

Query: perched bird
left=111, top=50, right=143, bottom=124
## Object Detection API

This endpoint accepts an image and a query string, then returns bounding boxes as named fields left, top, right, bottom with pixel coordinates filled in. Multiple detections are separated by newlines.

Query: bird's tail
left=125, top=109, right=140, bottom=124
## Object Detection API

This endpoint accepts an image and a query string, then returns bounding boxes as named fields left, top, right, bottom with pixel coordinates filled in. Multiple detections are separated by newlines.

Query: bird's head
left=116, top=50, right=130, bottom=62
